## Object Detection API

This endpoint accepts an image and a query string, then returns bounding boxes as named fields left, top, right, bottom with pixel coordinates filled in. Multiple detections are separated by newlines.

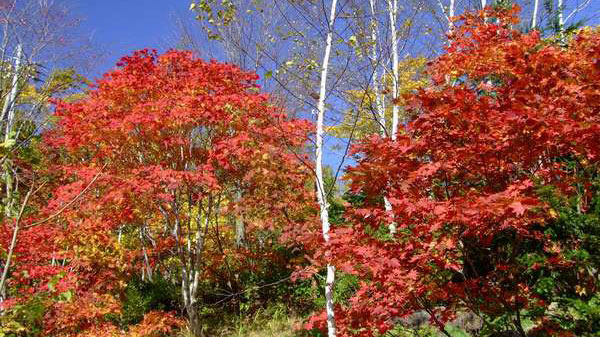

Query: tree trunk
left=182, top=266, right=202, bottom=336
left=315, top=1, right=338, bottom=336
left=449, top=0, right=455, bottom=30
left=557, top=0, right=564, bottom=37
left=368, top=0, right=394, bottom=227
left=140, top=225, right=153, bottom=282
left=387, top=0, right=399, bottom=143
left=2, top=44, right=23, bottom=219
left=234, top=190, right=246, bottom=248
left=531, top=0, right=539, bottom=29
left=368, top=0, right=385, bottom=137
left=0, top=185, right=33, bottom=305
left=0, top=45, right=24, bottom=307
left=0, top=45, right=22, bottom=130
left=437, top=0, right=455, bottom=37
left=386, top=0, right=399, bottom=235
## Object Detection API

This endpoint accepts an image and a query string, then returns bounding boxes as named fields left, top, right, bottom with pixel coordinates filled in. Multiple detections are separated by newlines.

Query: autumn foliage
left=316, top=7, right=600, bottom=337
left=1, top=49, right=315, bottom=336
left=1, top=5, right=599, bottom=337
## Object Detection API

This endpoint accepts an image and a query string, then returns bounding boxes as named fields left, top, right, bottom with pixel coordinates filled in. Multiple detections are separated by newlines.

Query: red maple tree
left=319, top=7, right=600, bottom=337
left=3, top=49, right=315, bottom=336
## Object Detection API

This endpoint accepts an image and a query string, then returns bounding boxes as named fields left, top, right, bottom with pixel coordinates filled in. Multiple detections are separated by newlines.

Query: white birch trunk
left=386, top=0, right=399, bottom=234
left=2, top=45, right=22, bottom=219
left=140, top=226, right=153, bottom=282
left=234, top=189, right=246, bottom=248
left=557, top=0, right=564, bottom=36
left=387, top=0, right=399, bottom=144
left=180, top=206, right=207, bottom=336
left=316, top=1, right=338, bottom=336
left=531, top=0, right=539, bottom=29
left=370, top=0, right=395, bottom=233
left=1, top=45, right=22, bottom=129
left=437, top=0, right=455, bottom=32
left=369, top=0, right=386, bottom=136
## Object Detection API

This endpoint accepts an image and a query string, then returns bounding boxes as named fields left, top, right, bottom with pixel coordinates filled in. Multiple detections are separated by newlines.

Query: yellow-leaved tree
left=329, top=57, right=427, bottom=139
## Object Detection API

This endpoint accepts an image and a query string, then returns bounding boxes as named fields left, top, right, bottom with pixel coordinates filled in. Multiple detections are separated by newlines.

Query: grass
left=178, top=304, right=304, bottom=337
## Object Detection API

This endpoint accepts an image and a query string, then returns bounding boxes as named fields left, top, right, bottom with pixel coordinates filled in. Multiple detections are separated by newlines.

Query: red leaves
left=509, top=201, right=526, bottom=216
left=8, top=49, right=315, bottom=335
left=325, top=7, right=600, bottom=336
left=127, top=311, right=183, bottom=337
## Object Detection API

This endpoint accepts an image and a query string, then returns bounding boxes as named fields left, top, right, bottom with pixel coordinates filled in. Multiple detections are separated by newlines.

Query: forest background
left=0, top=0, right=599, bottom=337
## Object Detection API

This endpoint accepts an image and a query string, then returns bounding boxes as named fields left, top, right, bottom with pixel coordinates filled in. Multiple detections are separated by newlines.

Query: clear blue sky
left=66, top=0, right=196, bottom=77
left=67, top=0, right=599, bottom=79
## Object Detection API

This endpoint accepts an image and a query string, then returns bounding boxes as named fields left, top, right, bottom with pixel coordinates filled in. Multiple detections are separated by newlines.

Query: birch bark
left=2, top=45, right=23, bottom=219
left=369, top=0, right=395, bottom=233
left=387, top=0, right=399, bottom=144
left=315, top=1, right=338, bottom=335
left=531, top=0, right=539, bottom=29
left=234, top=189, right=246, bottom=248
left=557, top=0, right=564, bottom=36
left=368, top=0, right=386, bottom=137
left=386, top=0, right=399, bottom=234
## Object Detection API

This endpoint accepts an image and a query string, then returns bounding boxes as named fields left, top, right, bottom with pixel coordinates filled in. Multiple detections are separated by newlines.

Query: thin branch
left=23, top=163, right=108, bottom=229
left=0, top=181, right=36, bottom=299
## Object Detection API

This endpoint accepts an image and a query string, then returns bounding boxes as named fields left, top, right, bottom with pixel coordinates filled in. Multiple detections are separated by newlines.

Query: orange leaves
left=323, top=7, right=600, bottom=337
left=127, top=311, right=183, bottom=337
left=20, top=49, right=316, bottom=334
left=70, top=311, right=182, bottom=337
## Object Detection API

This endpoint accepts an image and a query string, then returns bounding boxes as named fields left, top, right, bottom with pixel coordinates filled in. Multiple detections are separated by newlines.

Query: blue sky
left=66, top=0, right=196, bottom=76
left=68, top=0, right=599, bottom=78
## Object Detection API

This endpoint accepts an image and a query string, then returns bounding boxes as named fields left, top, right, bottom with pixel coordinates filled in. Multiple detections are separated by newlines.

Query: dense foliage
left=1, top=50, right=316, bottom=336
left=1, top=3, right=599, bottom=337
left=321, top=7, right=600, bottom=337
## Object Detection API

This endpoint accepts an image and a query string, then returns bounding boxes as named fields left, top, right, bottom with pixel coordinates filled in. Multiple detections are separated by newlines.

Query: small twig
left=414, top=295, right=452, bottom=337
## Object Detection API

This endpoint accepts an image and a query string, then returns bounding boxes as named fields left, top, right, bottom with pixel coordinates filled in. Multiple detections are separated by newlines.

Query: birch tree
left=387, top=0, right=400, bottom=144
left=368, top=0, right=386, bottom=137
left=1, top=44, right=22, bottom=219
left=531, top=0, right=540, bottom=29
left=315, top=1, right=339, bottom=335
left=437, top=0, right=456, bottom=32
left=557, top=0, right=564, bottom=36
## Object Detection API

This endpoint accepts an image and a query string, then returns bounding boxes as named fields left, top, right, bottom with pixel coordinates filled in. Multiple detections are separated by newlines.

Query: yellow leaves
left=348, top=35, right=358, bottom=47
left=329, top=56, right=428, bottom=140
left=0, top=318, right=28, bottom=337
left=7, top=68, right=86, bottom=109
left=392, top=56, right=428, bottom=96
left=575, top=285, right=587, bottom=296
left=0, top=137, right=16, bottom=149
